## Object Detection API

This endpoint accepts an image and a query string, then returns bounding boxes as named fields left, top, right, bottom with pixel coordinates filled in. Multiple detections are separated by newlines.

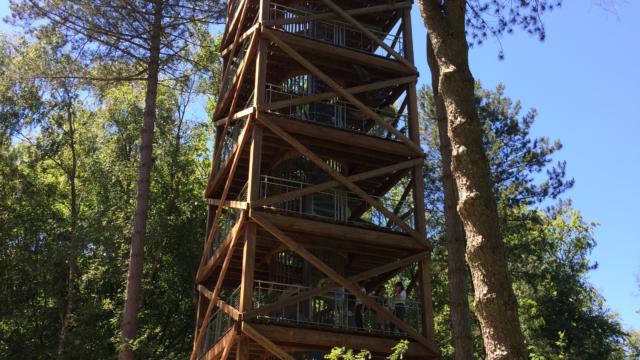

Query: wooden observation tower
left=192, top=1, right=439, bottom=359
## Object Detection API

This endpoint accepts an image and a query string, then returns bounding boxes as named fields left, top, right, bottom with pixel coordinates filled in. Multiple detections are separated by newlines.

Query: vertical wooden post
left=237, top=2, right=268, bottom=359
left=402, top=6, right=436, bottom=345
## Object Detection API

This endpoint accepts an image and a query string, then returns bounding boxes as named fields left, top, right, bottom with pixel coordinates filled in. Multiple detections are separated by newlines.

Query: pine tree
left=7, top=1, right=224, bottom=358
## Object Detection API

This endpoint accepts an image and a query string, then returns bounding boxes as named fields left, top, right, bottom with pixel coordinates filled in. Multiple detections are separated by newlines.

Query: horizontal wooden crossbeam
left=319, top=0, right=416, bottom=71
left=250, top=212, right=438, bottom=356
left=262, top=28, right=423, bottom=156
left=201, top=116, right=253, bottom=263
left=206, top=199, right=248, bottom=210
left=242, top=323, right=295, bottom=360
left=256, top=114, right=426, bottom=247
left=265, top=2, right=411, bottom=27
left=252, top=158, right=423, bottom=207
left=213, top=106, right=254, bottom=127
left=197, top=285, right=242, bottom=321
left=197, top=212, right=247, bottom=284
left=264, top=76, right=416, bottom=112
left=244, top=250, right=429, bottom=319
left=192, top=216, right=244, bottom=360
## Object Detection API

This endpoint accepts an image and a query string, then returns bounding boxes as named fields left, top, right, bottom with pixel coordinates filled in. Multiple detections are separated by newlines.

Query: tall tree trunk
left=419, top=1, right=526, bottom=359
left=427, top=38, right=474, bottom=360
left=119, top=3, right=163, bottom=359
left=57, top=97, right=79, bottom=358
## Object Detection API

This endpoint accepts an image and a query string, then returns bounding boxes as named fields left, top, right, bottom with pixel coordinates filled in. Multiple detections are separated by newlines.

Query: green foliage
left=324, top=340, right=409, bottom=360
left=324, top=347, right=371, bottom=360
left=0, top=31, right=215, bottom=359
left=387, top=340, right=409, bottom=360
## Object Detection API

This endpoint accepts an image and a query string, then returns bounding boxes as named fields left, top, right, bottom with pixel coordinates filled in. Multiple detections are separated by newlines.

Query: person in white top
left=389, top=282, right=406, bottom=333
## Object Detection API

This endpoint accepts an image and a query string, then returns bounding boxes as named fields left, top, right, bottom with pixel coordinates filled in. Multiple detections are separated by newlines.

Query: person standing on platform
left=389, top=282, right=406, bottom=334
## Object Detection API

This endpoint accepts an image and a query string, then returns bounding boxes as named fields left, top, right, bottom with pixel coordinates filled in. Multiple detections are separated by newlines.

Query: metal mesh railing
left=258, top=175, right=412, bottom=230
left=207, top=208, right=242, bottom=260
left=198, top=287, right=241, bottom=358
left=219, top=38, right=250, bottom=101
left=253, top=280, right=423, bottom=335
left=215, top=117, right=246, bottom=172
left=265, top=83, right=408, bottom=141
left=270, top=3, right=404, bottom=57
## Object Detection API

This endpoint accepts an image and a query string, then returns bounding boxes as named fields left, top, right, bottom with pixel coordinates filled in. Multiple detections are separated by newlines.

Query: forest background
left=1, top=0, right=639, bottom=359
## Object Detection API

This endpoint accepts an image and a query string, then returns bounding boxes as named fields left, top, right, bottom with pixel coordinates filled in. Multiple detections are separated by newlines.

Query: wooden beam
left=242, top=323, right=295, bottom=360
left=261, top=28, right=423, bottom=156
left=199, top=116, right=253, bottom=271
left=253, top=211, right=429, bottom=251
left=192, top=215, right=245, bottom=360
left=268, top=29, right=414, bottom=75
left=245, top=250, right=428, bottom=319
left=265, top=2, right=411, bottom=27
left=193, top=293, right=206, bottom=352
left=350, top=167, right=411, bottom=220
left=197, top=212, right=247, bottom=284
left=319, top=0, right=416, bottom=72
left=256, top=114, right=426, bottom=247
left=392, top=179, right=413, bottom=216
left=213, top=107, right=255, bottom=127
left=218, top=0, right=252, bottom=118
left=249, top=324, right=438, bottom=359
left=206, top=199, right=248, bottom=210
left=220, top=334, right=237, bottom=360
left=204, top=145, right=235, bottom=199
left=200, top=330, right=236, bottom=360
left=221, top=23, right=260, bottom=57
left=214, top=29, right=257, bottom=125
left=400, top=5, right=436, bottom=346
left=222, top=0, right=247, bottom=46
left=239, top=222, right=256, bottom=312
left=253, top=158, right=423, bottom=207
left=250, top=212, right=439, bottom=356
left=264, top=76, right=416, bottom=111
left=197, top=285, right=242, bottom=321
left=261, top=114, right=414, bottom=157
left=386, top=23, right=404, bottom=60
left=207, top=32, right=258, bottom=195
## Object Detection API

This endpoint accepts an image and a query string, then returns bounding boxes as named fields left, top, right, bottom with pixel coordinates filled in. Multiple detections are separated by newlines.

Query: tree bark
left=119, top=2, right=163, bottom=359
left=419, top=1, right=527, bottom=359
left=57, top=95, right=79, bottom=358
left=426, top=38, right=474, bottom=360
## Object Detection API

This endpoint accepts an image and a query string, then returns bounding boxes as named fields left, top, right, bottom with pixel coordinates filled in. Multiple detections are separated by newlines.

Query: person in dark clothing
left=354, top=285, right=366, bottom=329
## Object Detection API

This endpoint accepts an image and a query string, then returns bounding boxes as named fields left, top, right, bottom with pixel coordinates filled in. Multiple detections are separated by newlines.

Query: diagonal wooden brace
left=244, top=250, right=429, bottom=319
left=199, top=116, right=253, bottom=271
left=266, top=2, right=411, bottom=27
left=219, top=334, right=237, bottom=360
left=197, top=212, right=247, bottom=283
left=197, top=285, right=242, bottom=321
left=192, top=212, right=245, bottom=360
left=256, top=114, right=426, bottom=247
left=261, top=28, right=423, bottom=156
left=242, top=323, right=296, bottom=360
left=253, top=158, right=423, bottom=207
left=319, top=0, right=416, bottom=72
left=207, top=31, right=258, bottom=191
left=264, top=76, right=416, bottom=112
left=250, top=212, right=439, bottom=357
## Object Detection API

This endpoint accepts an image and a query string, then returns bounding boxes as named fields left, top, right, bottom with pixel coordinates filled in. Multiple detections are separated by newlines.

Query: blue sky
left=1, top=0, right=638, bottom=330
left=409, top=1, right=640, bottom=330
